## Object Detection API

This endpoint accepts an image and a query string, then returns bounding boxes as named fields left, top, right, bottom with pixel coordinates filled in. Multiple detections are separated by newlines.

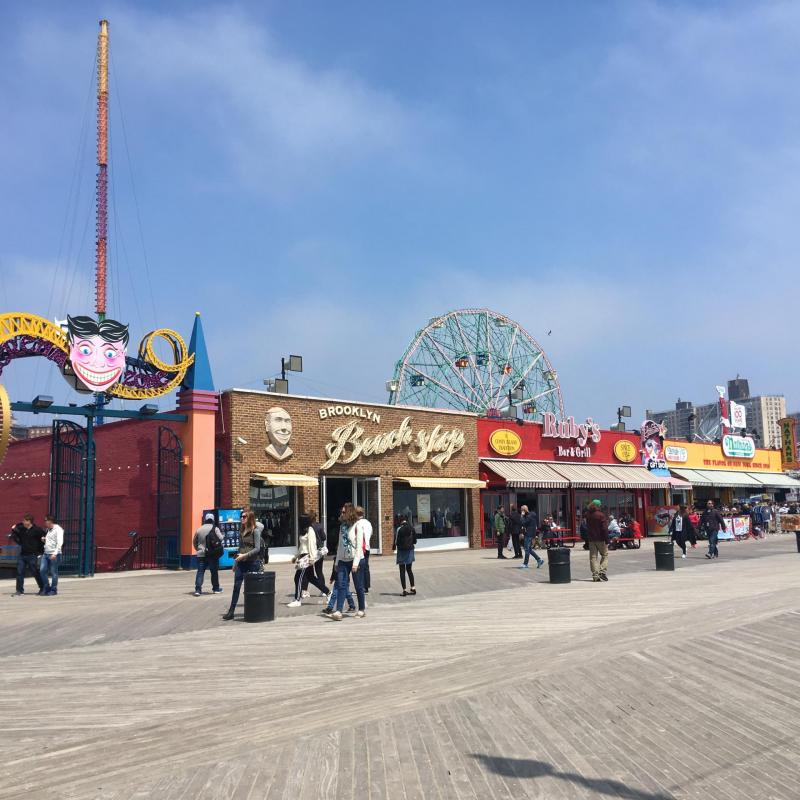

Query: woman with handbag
left=289, top=514, right=330, bottom=608
left=222, top=510, right=262, bottom=621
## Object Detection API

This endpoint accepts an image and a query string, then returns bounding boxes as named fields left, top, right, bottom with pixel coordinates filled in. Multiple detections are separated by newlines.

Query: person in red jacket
left=585, top=499, right=610, bottom=582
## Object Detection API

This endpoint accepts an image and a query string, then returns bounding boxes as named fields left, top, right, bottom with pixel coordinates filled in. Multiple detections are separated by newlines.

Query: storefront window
left=249, top=481, right=296, bottom=548
left=574, top=491, right=635, bottom=528
left=393, top=486, right=465, bottom=539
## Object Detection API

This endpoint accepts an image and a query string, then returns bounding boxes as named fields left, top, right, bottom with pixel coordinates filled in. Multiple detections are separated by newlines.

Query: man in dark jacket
left=9, top=514, right=46, bottom=595
left=699, top=500, right=726, bottom=559
left=519, top=505, right=544, bottom=569
left=586, top=500, right=610, bottom=582
left=509, top=505, right=523, bottom=558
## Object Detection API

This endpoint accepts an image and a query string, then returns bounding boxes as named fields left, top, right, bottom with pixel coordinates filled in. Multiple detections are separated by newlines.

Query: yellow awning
left=252, top=472, right=318, bottom=487
left=396, top=476, right=486, bottom=489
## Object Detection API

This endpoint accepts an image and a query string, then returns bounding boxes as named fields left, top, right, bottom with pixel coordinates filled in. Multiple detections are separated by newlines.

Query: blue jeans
left=335, top=560, right=366, bottom=612
left=227, top=559, right=260, bottom=612
left=195, top=556, right=221, bottom=592
left=708, top=530, right=719, bottom=557
left=40, top=554, right=61, bottom=593
left=523, top=535, right=543, bottom=566
left=17, top=555, right=44, bottom=593
left=327, top=580, right=355, bottom=610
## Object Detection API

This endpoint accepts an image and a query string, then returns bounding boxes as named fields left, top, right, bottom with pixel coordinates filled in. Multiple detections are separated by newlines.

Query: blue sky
left=1, top=0, right=797, bottom=427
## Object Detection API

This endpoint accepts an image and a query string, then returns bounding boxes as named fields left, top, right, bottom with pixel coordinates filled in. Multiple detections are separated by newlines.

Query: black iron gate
left=49, top=419, right=95, bottom=576
left=156, top=425, right=182, bottom=568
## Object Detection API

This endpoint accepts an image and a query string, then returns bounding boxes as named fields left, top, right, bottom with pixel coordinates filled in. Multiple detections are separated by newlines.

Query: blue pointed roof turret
left=182, top=312, right=215, bottom=391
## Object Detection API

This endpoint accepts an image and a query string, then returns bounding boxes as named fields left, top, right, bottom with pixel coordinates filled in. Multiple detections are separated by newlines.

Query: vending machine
left=202, top=508, right=242, bottom=569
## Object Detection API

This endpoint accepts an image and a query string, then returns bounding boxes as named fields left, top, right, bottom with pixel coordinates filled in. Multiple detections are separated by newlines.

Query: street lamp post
left=264, top=354, right=303, bottom=394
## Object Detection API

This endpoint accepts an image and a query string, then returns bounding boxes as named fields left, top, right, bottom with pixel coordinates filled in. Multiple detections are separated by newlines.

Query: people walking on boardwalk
left=222, top=510, right=262, bottom=620
left=519, top=504, right=544, bottom=569
left=579, top=506, right=590, bottom=550
left=39, top=515, right=64, bottom=596
left=586, top=500, right=610, bottom=582
left=301, top=511, right=327, bottom=598
left=9, top=514, right=45, bottom=596
left=494, top=506, right=507, bottom=559
left=323, top=504, right=357, bottom=617
left=700, top=500, right=726, bottom=559
left=289, top=514, right=330, bottom=608
left=509, top=505, right=523, bottom=558
left=392, top=514, right=417, bottom=596
left=329, top=504, right=366, bottom=620
left=193, top=512, right=223, bottom=596
left=354, top=506, right=372, bottom=603
left=669, top=505, right=696, bottom=558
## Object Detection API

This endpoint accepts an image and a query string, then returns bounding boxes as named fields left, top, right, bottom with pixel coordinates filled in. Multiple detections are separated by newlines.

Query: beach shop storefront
left=217, top=390, right=484, bottom=560
left=477, top=415, right=671, bottom=545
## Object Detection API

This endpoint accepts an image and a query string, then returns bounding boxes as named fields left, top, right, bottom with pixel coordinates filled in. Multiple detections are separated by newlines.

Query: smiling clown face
left=66, top=315, right=129, bottom=393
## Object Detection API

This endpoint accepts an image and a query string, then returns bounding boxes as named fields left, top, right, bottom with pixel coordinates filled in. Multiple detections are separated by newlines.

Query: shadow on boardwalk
left=471, top=754, right=674, bottom=800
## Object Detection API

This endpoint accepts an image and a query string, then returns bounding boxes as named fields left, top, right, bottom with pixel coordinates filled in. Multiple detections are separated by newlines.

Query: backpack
left=396, top=522, right=415, bottom=550
left=205, top=528, right=223, bottom=558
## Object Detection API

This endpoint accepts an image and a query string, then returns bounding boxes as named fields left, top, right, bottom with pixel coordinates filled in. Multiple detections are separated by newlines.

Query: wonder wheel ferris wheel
left=387, top=309, right=565, bottom=422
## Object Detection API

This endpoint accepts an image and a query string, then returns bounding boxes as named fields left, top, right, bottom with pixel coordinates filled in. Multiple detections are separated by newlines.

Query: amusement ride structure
left=0, top=21, right=207, bottom=577
left=0, top=21, right=194, bottom=465
left=387, top=308, right=564, bottom=423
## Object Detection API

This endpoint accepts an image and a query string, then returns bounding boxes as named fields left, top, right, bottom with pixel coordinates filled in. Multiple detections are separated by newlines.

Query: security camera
left=236, top=436, right=248, bottom=445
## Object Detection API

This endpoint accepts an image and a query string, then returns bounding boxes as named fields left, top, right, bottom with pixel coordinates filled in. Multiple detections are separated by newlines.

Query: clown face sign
left=66, top=315, right=129, bottom=392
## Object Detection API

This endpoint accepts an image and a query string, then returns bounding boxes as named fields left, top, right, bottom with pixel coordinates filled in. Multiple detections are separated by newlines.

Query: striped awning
left=549, top=463, right=625, bottom=489
left=694, top=470, right=763, bottom=488
left=746, top=472, right=800, bottom=489
left=671, top=468, right=713, bottom=487
left=252, top=473, right=318, bottom=487
left=396, top=476, right=486, bottom=489
left=481, top=459, right=569, bottom=489
left=596, top=465, right=675, bottom=489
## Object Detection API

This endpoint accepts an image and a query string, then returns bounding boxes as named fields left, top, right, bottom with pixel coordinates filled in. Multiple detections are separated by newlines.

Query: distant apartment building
left=646, top=379, right=786, bottom=449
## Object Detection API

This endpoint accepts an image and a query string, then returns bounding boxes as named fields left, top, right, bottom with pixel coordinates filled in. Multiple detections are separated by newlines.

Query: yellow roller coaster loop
left=0, top=384, right=11, bottom=466
left=0, top=312, right=194, bottom=402
left=0, top=312, right=69, bottom=352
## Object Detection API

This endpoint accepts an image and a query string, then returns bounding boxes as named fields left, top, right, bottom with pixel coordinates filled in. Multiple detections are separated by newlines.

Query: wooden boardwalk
left=0, top=536, right=798, bottom=799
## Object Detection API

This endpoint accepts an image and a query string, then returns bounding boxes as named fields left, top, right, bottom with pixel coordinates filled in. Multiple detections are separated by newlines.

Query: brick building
left=0, top=418, right=180, bottom=571
left=216, top=390, right=483, bottom=558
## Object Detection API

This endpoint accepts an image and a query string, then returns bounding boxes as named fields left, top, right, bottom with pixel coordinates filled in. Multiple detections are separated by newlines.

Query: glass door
left=357, top=477, right=381, bottom=553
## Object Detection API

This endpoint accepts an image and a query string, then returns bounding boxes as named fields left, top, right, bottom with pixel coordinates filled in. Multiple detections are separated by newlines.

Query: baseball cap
left=203, top=512, right=215, bottom=523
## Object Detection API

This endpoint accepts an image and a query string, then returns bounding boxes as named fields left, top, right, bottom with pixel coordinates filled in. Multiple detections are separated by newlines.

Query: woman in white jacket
left=288, top=514, right=330, bottom=608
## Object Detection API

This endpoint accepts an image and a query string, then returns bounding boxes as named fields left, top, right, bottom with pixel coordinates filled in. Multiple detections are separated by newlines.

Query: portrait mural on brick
left=265, top=406, right=293, bottom=460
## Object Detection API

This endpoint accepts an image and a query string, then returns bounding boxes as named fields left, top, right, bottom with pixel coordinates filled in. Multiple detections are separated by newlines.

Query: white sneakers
left=288, top=599, right=301, bottom=608
left=681, top=554, right=686, bottom=559
left=355, top=610, right=366, bottom=618
left=301, top=591, right=310, bottom=599
left=330, top=611, right=343, bottom=621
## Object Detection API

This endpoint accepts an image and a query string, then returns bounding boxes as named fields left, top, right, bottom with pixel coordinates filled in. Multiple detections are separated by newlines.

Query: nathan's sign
left=721, top=435, right=755, bottom=460
left=542, top=412, right=601, bottom=457
left=321, top=416, right=465, bottom=470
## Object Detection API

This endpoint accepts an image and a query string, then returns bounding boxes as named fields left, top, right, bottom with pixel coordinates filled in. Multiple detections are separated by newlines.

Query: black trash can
left=244, top=571, right=275, bottom=622
left=548, top=546, right=571, bottom=584
left=795, top=532, right=800, bottom=553
left=654, top=540, right=675, bottom=571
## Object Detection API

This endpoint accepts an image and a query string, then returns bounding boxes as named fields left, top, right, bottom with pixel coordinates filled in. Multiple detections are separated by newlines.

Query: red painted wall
left=478, top=418, right=641, bottom=464
left=0, top=418, right=182, bottom=571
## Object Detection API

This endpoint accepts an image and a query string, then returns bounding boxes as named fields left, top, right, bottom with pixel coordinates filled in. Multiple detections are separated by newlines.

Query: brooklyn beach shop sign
left=319, top=410, right=466, bottom=470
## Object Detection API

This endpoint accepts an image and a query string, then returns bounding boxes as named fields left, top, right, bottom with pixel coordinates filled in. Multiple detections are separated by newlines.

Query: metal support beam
left=10, top=402, right=187, bottom=422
